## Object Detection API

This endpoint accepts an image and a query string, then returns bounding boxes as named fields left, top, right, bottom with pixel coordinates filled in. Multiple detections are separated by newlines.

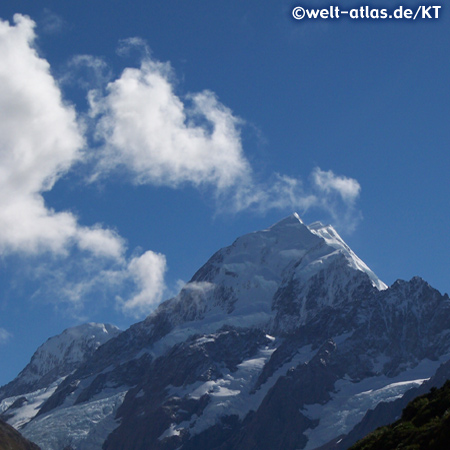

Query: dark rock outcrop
left=0, top=418, right=40, bottom=450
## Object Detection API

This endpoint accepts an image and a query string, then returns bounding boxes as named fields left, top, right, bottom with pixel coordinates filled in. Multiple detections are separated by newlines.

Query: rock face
left=3, top=214, right=450, bottom=450
left=0, top=418, right=40, bottom=450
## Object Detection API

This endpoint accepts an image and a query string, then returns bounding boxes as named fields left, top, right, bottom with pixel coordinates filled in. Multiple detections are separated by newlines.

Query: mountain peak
left=157, top=214, right=387, bottom=338
left=0, top=323, right=121, bottom=398
left=264, top=214, right=386, bottom=291
left=268, top=212, right=303, bottom=229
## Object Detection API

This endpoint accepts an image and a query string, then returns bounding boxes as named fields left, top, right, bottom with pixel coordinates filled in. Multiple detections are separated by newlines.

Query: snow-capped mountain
left=3, top=214, right=450, bottom=450
left=0, top=323, right=121, bottom=429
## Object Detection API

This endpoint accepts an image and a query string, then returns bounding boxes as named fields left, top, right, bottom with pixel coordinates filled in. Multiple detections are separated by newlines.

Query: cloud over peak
left=88, top=49, right=361, bottom=226
left=312, top=168, right=361, bottom=204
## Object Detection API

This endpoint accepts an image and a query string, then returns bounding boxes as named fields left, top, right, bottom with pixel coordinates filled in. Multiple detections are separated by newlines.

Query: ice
left=0, top=377, right=65, bottom=428
left=302, top=357, right=444, bottom=450
left=22, top=388, right=128, bottom=450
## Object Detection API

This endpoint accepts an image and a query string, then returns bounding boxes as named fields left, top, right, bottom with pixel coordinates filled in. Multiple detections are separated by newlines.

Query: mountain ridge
left=0, top=323, right=121, bottom=430
left=1, top=214, right=449, bottom=450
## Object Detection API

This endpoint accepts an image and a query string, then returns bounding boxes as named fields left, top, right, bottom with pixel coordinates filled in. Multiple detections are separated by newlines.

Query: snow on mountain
left=18, top=323, right=121, bottom=386
left=0, top=379, right=62, bottom=430
left=308, top=220, right=387, bottom=291
left=302, top=358, right=441, bottom=450
left=4, top=214, right=450, bottom=450
left=146, top=213, right=386, bottom=335
left=21, top=388, right=127, bottom=450
left=0, top=323, right=121, bottom=430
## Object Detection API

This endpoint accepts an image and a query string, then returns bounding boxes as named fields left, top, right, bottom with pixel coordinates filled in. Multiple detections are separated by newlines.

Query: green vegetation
left=349, top=381, right=450, bottom=450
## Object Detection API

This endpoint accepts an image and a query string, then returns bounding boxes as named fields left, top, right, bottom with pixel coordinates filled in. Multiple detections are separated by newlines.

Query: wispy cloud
left=116, top=37, right=151, bottom=59
left=88, top=50, right=362, bottom=231
left=39, top=9, right=65, bottom=35
left=311, top=168, right=362, bottom=232
left=0, top=328, right=12, bottom=345
left=312, top=168, right=361, bottom=204
left=30, top=250, right=167, bottom=319
left=63, top=54, right=113, bottom=91
left=219, top=173, right=316, bottom=213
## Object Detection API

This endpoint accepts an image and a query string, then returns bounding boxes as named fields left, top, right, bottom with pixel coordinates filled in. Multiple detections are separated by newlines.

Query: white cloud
left=312, top=168, right=361, bottom=204
left=118, top=251, right=167, bottom=318
left=0, top=328, right=12, bottom=344
left=0, top=14, right=122, bottom=258
left=76, top=226, right=124, bottom=259
left=89, top=59, right=251, bottom=190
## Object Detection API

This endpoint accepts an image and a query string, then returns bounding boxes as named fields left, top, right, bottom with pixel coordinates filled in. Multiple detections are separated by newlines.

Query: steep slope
left=349, top=380, right=450, bottom=450
left=0, top=418, right=40, bottom=450
left=7, top=214, right=450, bottom=450
left=0, top=323, right=121, bottom=429
left=331, top=354, right=450, bottom=449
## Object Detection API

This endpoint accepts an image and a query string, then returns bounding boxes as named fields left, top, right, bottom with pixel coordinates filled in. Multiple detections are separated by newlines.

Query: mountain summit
left=0, top=323, right=121, bottom=429
left=153, top=213, right=386, bottom=336
left=2, top=215, right=450, bottom=450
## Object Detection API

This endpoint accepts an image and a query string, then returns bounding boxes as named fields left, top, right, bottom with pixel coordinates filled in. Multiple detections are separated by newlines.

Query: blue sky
left=0, top=1, right=449, bottom=386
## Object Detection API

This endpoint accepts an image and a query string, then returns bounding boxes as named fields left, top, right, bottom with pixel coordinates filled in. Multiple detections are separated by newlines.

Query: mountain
left=0, top=418, right=40, bottom=450
left=3, top=214, right=450, bottom=450
left=0, top=323, right=121, bottom=429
